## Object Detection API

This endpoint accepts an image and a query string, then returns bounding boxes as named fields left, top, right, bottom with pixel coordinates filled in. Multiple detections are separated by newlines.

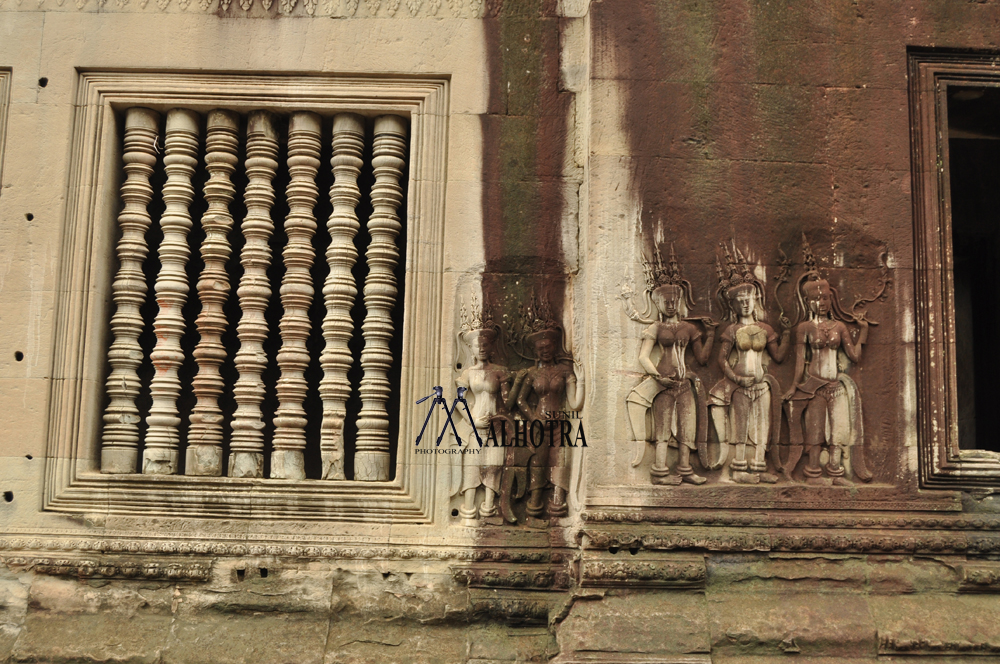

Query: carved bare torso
left=800, top=319, right=849, bottom=382
left=525, top=362, right=575, bottom=420
left=729, top=322, right=774, bottom=384
left=647, top=320, right=701, bottom=380
left=459, top=363, right=509, bottom=428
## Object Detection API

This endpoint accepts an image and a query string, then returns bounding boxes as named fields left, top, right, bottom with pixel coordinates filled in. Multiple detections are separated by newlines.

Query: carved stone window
left=910, top=50, right=1000, bottom=486
left=45, top=72, right=447, bottom=519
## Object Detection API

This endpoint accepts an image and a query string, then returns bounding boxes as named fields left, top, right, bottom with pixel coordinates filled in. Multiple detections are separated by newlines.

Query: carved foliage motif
left=452, top=565, right=571, bottom=590
left=4, top=557, right=212, bottom=581
left=26, top=0, right=519, bottom=12
left=579, top=559, right=706, bottom=587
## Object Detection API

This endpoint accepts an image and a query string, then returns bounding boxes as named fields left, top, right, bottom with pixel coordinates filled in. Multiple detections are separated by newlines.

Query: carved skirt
left=709, top=379, right=772, bottom=448
left=459, top=424, right=503, bottom=493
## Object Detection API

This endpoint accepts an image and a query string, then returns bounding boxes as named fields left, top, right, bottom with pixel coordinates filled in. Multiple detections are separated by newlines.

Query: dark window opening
left=948, top=85, right=1000, bottom=451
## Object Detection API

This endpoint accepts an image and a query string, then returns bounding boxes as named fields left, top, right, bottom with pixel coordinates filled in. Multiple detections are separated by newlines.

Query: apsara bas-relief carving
left=784, top=237, right=889, bottom=486
left=620, top=246, right=717, bottom=486
left=453, top=299, right=521, bottom=522
left=709, top=242, right=791, bottom=485
left=448, top=293, right=586, bottom=526
left=620, top=237, right=890, bottom=487
left=512, top=296, right=586, bottom=519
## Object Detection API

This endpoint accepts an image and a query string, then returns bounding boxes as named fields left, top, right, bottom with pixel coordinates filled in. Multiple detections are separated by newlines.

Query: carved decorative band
left=579, top=559, right=706, bottom=588
left=3, top=556, right=212, bottom=581
left=582, top=510, right=998, bottom=531
left=583, top=527, right=1000, bottom=555
left=452, top=566, right=572, bottom=590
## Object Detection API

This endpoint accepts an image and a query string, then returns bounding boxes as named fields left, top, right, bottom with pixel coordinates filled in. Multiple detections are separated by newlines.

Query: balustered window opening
left=100, top=106, right=409, bottom=483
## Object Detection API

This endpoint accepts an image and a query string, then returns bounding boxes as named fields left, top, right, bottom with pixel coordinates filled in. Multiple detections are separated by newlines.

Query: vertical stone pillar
left=319, top=113, right=365, bottom=480
left=272, top=112, right=322, bottom=479
left=101, top=107, right=160, bottom=474
left=187, top=110, right=239, bottom=476
left=144, top=108, right=199, bottom=475
left=230, top=111, right=278, bottom=479
left=355, top=114, right=407, bottom=481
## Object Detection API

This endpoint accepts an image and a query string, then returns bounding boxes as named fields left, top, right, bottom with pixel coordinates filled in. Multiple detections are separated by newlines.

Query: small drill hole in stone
left=14, top=352, right=24, bottom=362
left=236, top=568, right=245, bottom=581
left=3, top=492, right=12, bottom=503
left=381, top=571, right=391, bottom=580
left=455, top=363, right=462, bottom=370
left=608, top=546, right=620, bottom=554
left=38, top=78, right=48, bottom=88
left=629, top=547, right=640, bottom=556
left=25, top=455, right=32, bottom=460
left=259, top=568, right=268, bottom=578
left=451, top=508, right=459, bottom=517
left=24, top=213, right=33, bottom=221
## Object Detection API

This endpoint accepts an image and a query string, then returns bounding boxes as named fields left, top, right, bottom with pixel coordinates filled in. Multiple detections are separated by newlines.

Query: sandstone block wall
left=1, top=1, right=999, bottom=662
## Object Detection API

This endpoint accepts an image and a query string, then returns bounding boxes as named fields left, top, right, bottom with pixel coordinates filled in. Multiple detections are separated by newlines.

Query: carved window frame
left=0, top=68, right=10, bottom=192
left=44, top=71, right=448, bottom=520
left=910, top=50, right=1000, bottom=488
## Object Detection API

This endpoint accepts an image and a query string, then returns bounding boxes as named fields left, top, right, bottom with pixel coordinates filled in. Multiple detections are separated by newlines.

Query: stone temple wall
left=1, top=0, right=1000, bottom=661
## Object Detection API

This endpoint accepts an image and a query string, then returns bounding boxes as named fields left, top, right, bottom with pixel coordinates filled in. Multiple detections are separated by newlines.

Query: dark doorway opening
left=948, top=85, right=1000, bottom=451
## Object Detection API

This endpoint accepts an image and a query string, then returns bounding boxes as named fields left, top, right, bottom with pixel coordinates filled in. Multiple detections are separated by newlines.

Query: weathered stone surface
left=707, top=592, right=874, bottom=659
left=557, top=591, right=710, bottom=657
left=0, top=567, right=29, bottom=662
left=870, top=594, right=1000, bottom=656
left=9, top=577, right=174, bottom=664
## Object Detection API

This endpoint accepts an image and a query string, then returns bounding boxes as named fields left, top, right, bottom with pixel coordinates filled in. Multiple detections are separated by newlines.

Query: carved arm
left=692, top=319, right=717, bottom=365
left=769, top=327, right=793, bottom=364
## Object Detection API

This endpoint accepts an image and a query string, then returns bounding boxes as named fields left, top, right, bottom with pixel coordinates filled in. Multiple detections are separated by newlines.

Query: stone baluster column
left=187, top=110, right=239, bottom=476
left=143, top=109, right=200, bottom=475
left=319, top=113, right=364, bottom=480
left=230, top=111, right=278, bottom=479
left=355, top=114, right=408, bottom=481
left=272, top=112, right=322, bottom=479
left=101, top=107, right=160, bottom=474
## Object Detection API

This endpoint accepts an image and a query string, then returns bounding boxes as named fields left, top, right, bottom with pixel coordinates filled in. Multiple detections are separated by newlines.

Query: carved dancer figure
left=515, top=297, right=585, bottom=517
left=709, top=243, right=790, bottom=484
left=782, top=238, right=885, bottom=485
left=453, top=299, right=522, bottom=521
left=621, top=246, right=716, bottom=485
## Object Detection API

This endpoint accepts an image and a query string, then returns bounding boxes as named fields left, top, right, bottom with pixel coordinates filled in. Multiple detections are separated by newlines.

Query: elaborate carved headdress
left=716, top=241, right=766, bottom=321
left=621, top=243, right=696, bottom=324
left=512, top=292, right=570, bottom=360
left=457, top=293, right=508, bottom=366
left=792, top=234, right=879, bottom=325
left=460, top=296, right=498, bottom=336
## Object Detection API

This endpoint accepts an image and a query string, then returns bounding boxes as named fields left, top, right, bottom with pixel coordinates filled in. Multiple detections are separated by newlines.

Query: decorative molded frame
left=45, top=70, right=449, bottom=520
left=0, top=68, right=10, bottom=194
left=909, top=49, right=1000, bottom=488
